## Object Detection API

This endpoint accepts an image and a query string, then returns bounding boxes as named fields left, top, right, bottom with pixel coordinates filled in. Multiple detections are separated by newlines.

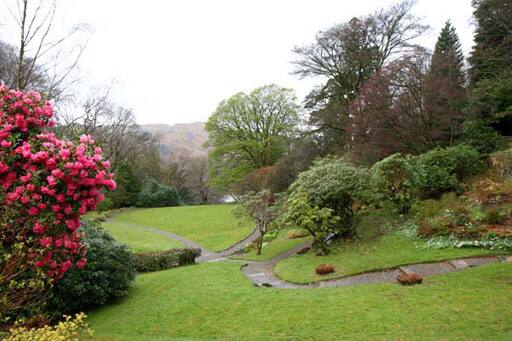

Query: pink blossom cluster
left=0, top=85, right=116, bottom=279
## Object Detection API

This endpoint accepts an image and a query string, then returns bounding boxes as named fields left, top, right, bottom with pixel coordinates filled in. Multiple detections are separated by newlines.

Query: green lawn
left=86, top=261, right=512, bottom=340
left=274, top=232, right=501, bottom=284
left=231, top=230, right=311, bottom=261
left=102, top=220, right=184, bottom=253
left=110, top=205, right=253, bottom=251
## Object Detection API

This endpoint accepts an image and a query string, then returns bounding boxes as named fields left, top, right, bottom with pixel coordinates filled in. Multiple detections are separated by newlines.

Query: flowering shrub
left=0, top=85, right=115, bottom=279
left=3, top=313, right=92, bottom=340
left=0, top=86, right=115, bottom=327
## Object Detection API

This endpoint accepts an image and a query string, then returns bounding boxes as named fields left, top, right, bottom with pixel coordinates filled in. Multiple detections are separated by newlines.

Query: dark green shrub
left=96, top=197, right=113, bottom=213
left=370, top=153, right=416, bottom=213
left=412, top=145, right=486, bottom=198
left=135, top=179, right=182, bottom=208
left=50, top=221, right=136, bottom=314
left=132, top=248, right=200, bottom=272
left=110, top=161, right=142, bottom=208
left=411, top=192, right=459, bottom=219
left=460, top=120, right=504, bottom=154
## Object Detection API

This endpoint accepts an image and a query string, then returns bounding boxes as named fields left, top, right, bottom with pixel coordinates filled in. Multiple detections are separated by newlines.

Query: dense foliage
left=51, top=221, right=135, bottom=314
left=283, top=158, right=372, bottom=253
left=459, top=120, right=504, bottom=154
left=206, top=84, right=299, bottom=195
left=411, top=145, right=485, bottom=198
left=132, top=248, right=200, bottom=272
left=135, top=179, right=182, bottom=207
left=370, top=154, right=416, bottom=213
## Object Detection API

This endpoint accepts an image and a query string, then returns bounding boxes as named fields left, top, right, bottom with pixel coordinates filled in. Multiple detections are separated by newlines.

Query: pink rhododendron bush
left=0, top=86, right=115, bottom=329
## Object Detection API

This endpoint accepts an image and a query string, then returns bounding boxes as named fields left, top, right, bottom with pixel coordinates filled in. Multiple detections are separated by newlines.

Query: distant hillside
left=141, top=122, right=208, bottom=162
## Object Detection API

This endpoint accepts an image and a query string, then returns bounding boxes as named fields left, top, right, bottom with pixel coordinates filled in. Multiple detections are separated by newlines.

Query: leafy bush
left=132, top=248, right=200, bottom=272
left=135, top=179, right=182, bottom=208
left=412, top=145, right=486, bottom=198
left=460, top=120, right=504, bottom=154
left=50, top=221, right=135, bottom=314
left=2, top=313, right=91, bottom=341
left=282, top=193, right=340, bottom=255
left=370, top=153, right=416, bottom=213
left=287, top=158, right=373, bottom=237
left=96, top=196, right=113, bottom=212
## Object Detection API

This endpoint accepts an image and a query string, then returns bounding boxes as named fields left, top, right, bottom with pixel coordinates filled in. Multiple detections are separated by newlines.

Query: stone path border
left=106, top=216, right=511, bottom=289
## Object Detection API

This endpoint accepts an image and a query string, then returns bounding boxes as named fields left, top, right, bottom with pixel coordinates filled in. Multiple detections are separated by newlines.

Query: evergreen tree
left=468, top=0, right=512, bottom=84
left=431, top=20, right=465, bottom=89
left=424, top=21, right=466, bottom=141
left=466, top=0, right=512, bottom=131
left=110, top=161, right=142, bottom=207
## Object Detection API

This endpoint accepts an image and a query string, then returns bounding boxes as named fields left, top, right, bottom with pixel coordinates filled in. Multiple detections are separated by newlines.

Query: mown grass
left=85, top=261, right=512, bottom=340
left=110, top=204, right=253, bottom=251
left=231, top=230, right=311, bottom=261
left=102, top=220, right=184, bottom=253
left=274, top=208, right=503, bottom=284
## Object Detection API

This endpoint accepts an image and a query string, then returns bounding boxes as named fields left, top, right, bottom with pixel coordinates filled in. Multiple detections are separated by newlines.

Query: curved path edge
left=241, top=253, right=511, bottom=289
left=104, top=214, right=260, bottom=262
left=104, top=214, right=511, bottom=289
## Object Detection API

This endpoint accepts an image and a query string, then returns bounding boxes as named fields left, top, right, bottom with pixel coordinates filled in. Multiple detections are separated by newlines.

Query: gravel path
left=107, top=216, right=511, bottom=289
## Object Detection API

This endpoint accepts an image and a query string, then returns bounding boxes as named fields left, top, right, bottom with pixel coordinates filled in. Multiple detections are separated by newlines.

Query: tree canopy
left=206, top=84, right=300, bottom=193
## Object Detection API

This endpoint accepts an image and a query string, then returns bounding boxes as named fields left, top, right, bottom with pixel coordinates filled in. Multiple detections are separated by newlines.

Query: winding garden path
left=110, top=217, right=511, bottom=289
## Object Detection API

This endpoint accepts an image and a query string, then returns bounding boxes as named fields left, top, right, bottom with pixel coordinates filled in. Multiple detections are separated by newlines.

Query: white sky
left=0, top=0, right=476, bottom=125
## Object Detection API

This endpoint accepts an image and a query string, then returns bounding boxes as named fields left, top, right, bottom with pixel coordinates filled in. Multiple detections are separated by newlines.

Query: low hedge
left=132, top=248, right=201, bottom=272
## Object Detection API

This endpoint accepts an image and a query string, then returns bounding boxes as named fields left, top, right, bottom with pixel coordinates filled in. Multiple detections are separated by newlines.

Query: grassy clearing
left=85, top=261, right=512, bottom=340
left=274, top=208, right=503, bottom=284
left=102, top=220, right=184, bottom=253
left=111, top=204, right=253, bottom=251
left=231, top=230, right=311, bottom=261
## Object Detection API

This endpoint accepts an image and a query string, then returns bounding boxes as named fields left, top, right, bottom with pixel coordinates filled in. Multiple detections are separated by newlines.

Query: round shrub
left=135, top=179, right=182, bottom=207
left=370, top=153, right=416, bottom=213
left=50, top=221, right=135, bottom=314
left=288, top=158, right=373, bottom=237
left=412, top=145, right=486, bottom=198
left=460, top=120, right=504, bottom=154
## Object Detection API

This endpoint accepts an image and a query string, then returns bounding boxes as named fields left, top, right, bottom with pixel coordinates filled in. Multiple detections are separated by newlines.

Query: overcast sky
left=1, top=0, right=476, bottom=125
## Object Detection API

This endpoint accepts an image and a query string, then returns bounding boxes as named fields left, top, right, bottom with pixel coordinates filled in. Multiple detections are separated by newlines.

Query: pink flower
left=28, top=207, right=39, bottom=216
left=40, top=236, right=53, bottom=248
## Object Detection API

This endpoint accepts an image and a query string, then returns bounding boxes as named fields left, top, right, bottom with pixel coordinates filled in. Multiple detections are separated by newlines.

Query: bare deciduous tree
left=3, top=0, right=90, bottom=102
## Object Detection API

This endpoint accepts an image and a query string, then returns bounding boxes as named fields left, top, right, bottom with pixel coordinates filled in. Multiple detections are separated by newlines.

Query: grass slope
left=111, top=205, right=253, bottom=251
left=102, top=220, right=184, bottom=253
left=231, top=231, right=311, bottom=261
left=275, top=207, right=503, bottom=284
left=86, top=261, right=512, bottom=340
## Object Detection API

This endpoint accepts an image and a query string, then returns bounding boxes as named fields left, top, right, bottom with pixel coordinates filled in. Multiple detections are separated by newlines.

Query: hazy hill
left=141, top=122, right=208, bottom=162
